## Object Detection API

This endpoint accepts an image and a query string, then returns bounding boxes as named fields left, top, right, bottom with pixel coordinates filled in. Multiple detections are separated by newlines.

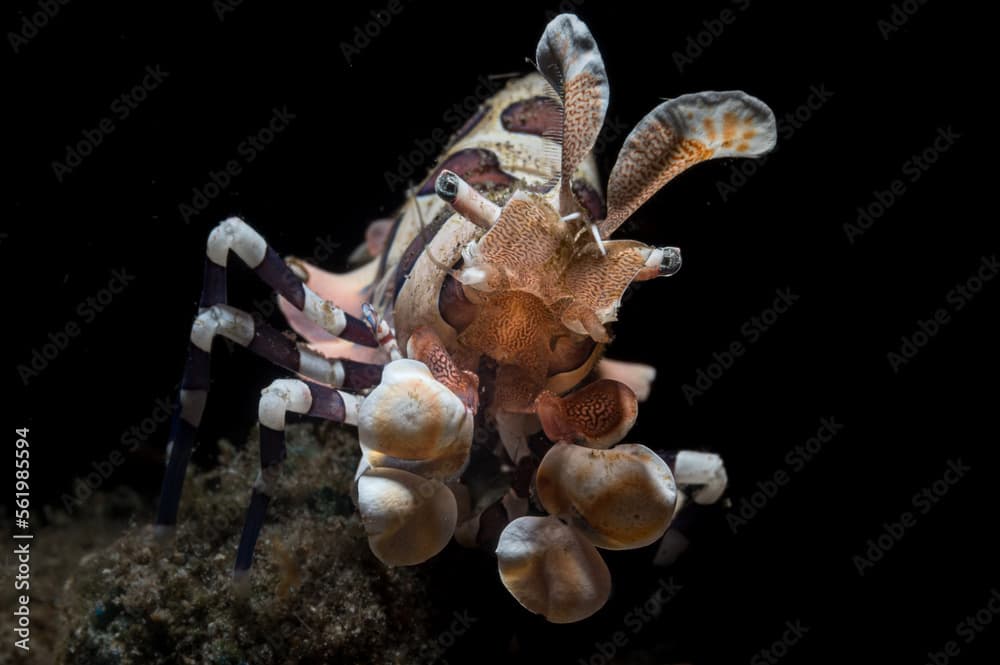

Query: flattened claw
left=406, top=326, right=480, bottom=413
left=534, top=379, right=638, bottom=448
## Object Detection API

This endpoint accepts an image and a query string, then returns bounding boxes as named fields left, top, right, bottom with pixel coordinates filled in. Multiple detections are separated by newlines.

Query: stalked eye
left=418, top=148, right=516, bottom=197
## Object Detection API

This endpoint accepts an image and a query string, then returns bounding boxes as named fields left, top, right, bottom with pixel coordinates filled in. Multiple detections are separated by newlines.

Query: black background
left=6, top=1, right=995, bottom=663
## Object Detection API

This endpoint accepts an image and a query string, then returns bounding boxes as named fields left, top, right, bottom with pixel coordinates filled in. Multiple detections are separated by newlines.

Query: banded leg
left=654, top=496, right=727, bottom=567
left=234, top=379, right=361, bottom=583
left=671, top=450, right=728, bottom=505
left=156, top=217, right=379, bottom=534
left=192, top=304, right=383, bottom=390
left=361, top=303, right=402, bottom=361
left=156, top=304, right=381, bottom=533
left=654, top=450, right=729, bottom=566
left=207, top=217, right=377, bottom=345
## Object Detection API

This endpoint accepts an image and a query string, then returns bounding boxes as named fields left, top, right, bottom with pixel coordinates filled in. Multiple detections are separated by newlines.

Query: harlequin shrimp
left=155, top=13, right=776, bottom=623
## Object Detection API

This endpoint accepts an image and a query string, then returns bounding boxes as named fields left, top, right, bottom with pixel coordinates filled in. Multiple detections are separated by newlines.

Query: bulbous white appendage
left=673, top=451, right=728, bottom=504
left=358, top=359, right=472, bottom=463
left=536, top=443, right=678, bottom=550
left=496, top=516, right=611, bottom=624
left=356, top=466, right=457, bottom=567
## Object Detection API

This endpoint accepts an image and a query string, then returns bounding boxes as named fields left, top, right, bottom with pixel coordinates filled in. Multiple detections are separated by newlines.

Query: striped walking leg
left=155, top=217, right=380, bottom=535
left=653, top=450, right=729, bottom=566
left=234, top=379, right=361, bottom=583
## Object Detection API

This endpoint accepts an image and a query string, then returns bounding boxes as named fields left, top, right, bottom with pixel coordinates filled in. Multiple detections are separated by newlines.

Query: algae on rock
left=57, top=423, right=442, bottom=665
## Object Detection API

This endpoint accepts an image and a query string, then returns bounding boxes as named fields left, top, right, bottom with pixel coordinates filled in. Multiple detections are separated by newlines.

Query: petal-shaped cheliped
left=535, top=379, right=638, bottom=448
left=356, top=466, right=457, bottom=567
left=460, top=191, right=570, bottom=295
left=457, top=285, right=563, bottom=412
left=601, top=90, right=777, bottom=237
left=536, top=443, right=677, bottom=550
left=494, top=362, right=551, bottom=414
left=536, top=14, right=610, bottom=196
left=406, top=326, right=480, bottom=412
left=559, top=240, right=658, bottom=338
left=496, top=515, right=611, bottom=623
left=358, top=359, right=472, bottom=461
left=458, top=290, right=556, bottom=369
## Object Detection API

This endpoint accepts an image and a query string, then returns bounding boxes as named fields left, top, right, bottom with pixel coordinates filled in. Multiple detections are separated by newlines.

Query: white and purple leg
left=155, top=217, right=380, bottom=535
left=205, top=217, right=377, bottom=345
left=671, top=450, right=728, bottom=505
left=361, top=302, right=402, bottom=361
left=233, top=379, right=360, bottom=583
left=653, top=450, right=728, bottom=566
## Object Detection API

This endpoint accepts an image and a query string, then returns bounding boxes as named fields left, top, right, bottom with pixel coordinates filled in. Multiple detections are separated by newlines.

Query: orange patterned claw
left=460, top=192, right=569, bottom=294
left=535, top=379, right=638, bottom=448
left=490, top=364, right=545, bottom=414
left=457, top=290, right=555, bottom=412
left=600, top=91, right=777, bottom=237
left=558, top=239, right=663, bottom=337
left=535, top=13, right=610, bottom=204
left=406, top=326, right=480, bottom=413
